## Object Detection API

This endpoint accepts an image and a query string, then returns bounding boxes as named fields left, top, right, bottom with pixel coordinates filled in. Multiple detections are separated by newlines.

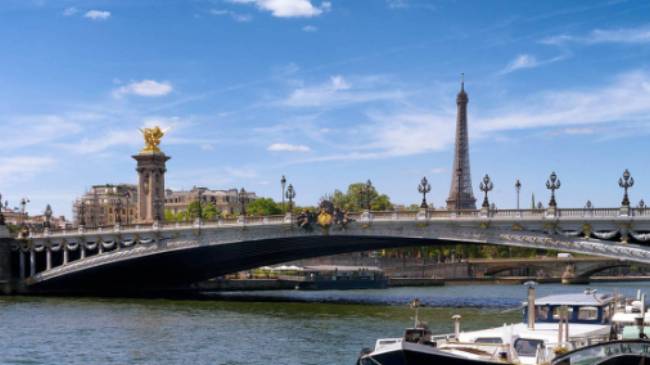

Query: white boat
left=357, top=286, right=650, bottom=365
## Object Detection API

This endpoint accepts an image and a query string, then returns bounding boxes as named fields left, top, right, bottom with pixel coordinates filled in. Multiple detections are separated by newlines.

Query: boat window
left=514, top=338, right=545, bottom=357
left=577, top=306, right=599, bottom=321
left=552, top=306, right=573, bottom=320
left=536, top=306, right=549, bottom=321
left=474, top=337, right=503, bottom=344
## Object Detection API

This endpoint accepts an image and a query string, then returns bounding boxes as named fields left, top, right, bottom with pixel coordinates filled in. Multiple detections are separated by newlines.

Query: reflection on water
left=1, top=282, right=648, bottom=365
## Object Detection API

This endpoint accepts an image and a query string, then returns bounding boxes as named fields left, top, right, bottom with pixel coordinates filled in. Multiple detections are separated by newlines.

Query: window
left=536, top=306, right=550, bottom=321
left=514, top=339, right=545, bottom=357
left=475, top=337, right=503, bottom=344
left=553, top=306, right=573, bottom=320
left=577, top=306, right=599, bottom=321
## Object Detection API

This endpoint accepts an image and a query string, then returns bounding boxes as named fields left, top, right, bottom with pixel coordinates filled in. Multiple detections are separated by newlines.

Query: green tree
left=247, top=198, right=282, bottom=216
left=202, top=202, right=220, bottom=220
left=327, top=183, right=392, bottom=212
left=164, top=209, right=176, bottom=223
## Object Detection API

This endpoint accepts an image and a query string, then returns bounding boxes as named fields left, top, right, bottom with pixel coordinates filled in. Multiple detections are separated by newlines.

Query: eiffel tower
left=446, top=75, right=477, bottom=210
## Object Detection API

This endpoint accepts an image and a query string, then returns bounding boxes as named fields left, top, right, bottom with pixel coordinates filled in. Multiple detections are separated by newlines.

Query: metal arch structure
left=6, top=207, right=650, bottom=294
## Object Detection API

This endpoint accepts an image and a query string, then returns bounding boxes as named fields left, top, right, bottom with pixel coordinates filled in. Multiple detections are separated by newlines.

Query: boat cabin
left=523, top=292, right=614, bottom=325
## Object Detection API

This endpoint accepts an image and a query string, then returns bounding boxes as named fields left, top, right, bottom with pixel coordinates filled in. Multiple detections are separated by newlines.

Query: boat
left=279, top=265, right=388, bottom=290
left=357, top=285, right=650, bottom=365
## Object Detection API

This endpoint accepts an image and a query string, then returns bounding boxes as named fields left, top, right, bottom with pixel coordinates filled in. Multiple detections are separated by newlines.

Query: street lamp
left=285, top=184, right=296, bottom=212
left=0, top=192, right=4, bottom=225
left=361, top=179, right=374, bottom=211
left=124, top=190, right=131, bottom=225
left=619, top=169, right=634, bottom=207
left=114, top=197, right=123, bottom=225
left=479, top=174, right=493, bottom=208
left=515, top=179, right=521, bottom=210
left=238, top=188, right=247, bottom=216
left=197, top=188, right=204, bottom=220
left=456, top=167, right=462, bottom=211
left=418, top=177, right=431, bottom=209
left=44, top=204, right=52, bottom=229
left=19, top=197, right=29, bottom=227
left=545, top=172, right=561, bottom=207
left=281, top=175, right=287, bottom=212
left=78, top=200, right=86, bottom=226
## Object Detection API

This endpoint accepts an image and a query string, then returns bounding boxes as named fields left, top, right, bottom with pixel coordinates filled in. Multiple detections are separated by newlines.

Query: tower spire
left=446, top=75, right=476, bottom=210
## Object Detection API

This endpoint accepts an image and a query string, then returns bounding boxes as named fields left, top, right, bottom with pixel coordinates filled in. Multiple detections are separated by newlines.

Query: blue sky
left=1, top=0, right=650, bottom=217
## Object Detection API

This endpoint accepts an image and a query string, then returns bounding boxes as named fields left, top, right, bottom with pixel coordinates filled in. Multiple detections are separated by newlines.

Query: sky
left=1, top=0, right=650, bottom=218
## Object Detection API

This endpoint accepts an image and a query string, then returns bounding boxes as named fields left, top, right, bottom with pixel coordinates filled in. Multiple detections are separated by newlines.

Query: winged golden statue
left=139, top=126, right=167, bottom=153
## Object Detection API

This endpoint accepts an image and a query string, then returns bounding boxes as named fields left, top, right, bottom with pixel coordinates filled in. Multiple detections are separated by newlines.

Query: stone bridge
left=468, top=257, right=634, bottom=278
left=3, top=207, right=650, bottom=294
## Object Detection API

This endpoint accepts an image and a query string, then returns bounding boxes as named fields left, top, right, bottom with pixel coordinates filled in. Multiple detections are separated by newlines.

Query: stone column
left=29, top=249, right=35, bottom=277
left=46, top=248, right=52, bottom=271
left=18, top=250, right=25, bottom=280
left=63, top=245, right=69, bottom=265
left=132, top=152, right=170, bottom=224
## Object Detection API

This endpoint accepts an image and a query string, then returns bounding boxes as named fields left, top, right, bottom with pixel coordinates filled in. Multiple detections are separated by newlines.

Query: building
left=73, top=184, right=138, bottom=227
left=165, top=186, right=257, bottom=216
left=446, top=77, right=477, bottom=210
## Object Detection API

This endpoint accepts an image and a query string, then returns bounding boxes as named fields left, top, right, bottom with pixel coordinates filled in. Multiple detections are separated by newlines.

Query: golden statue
left=139, top=126, right=166, bottom=153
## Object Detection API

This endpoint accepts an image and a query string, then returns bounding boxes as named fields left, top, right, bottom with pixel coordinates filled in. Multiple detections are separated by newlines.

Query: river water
left=1, top=282, right=649, bottom=365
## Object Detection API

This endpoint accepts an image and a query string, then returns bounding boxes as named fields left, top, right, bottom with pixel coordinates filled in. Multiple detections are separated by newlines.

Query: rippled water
left=1, top=282, right=649, bottom=365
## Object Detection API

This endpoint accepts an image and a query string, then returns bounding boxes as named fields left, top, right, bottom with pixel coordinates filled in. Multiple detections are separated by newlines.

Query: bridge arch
left=14, top=214, right=650, bottom=294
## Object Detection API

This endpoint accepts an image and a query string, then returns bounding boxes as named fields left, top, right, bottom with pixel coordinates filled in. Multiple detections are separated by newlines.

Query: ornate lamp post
left=479, top=174, right=493, bottom=208
left=0, top=192, right=4, bottom=225
left=285, top=184, right=296, bottom=212
left=362, top=179, right=373, bottom=211
left=44, top=204, right=52, bottom=230
left=197, top=188, right=204, bottom=221
left=114, top=197, right=123, bottom=225
left=515, top=179, right=521, bottom=210
left=418, top=177, right=431, bottom=209
left=281, top=175, right=287, bottom=212
left=456, top=167, right=462, bottom=211
left=124, top=191, right=131, bottom=225
left=619, top=169, right=634, bottom=207
left=546, top=172, right=561, bottom=208
left=238, top=188, right=247, bottom=216
left=19, top=197, right=30, bottom=227
left=78, top=200, right=86, bottom=227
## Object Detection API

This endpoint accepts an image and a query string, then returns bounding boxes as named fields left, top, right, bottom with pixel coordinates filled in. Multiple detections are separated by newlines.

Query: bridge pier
left=0, top=226, right=13, bottom=294
left=18, top=250, right=25, bottom=280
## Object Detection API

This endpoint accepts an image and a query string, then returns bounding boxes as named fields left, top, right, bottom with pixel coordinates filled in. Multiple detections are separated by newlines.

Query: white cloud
left=229, top=0, right=330, bottom=18
left=304, top=70, right=650, bottom=162
left=113, top=80, right=173, bottom=98
left=386, top=0, right=408, bottom=8
left=0, top=115, right=82, bottom=149
left=476, top=70, right=650, bottom=133
left=225, top=167, right=258, bottom=178
left=541, top=25, right=650, bottom=45
left=501, top=54, right=539, bottom=74
left=283, top=75, right=403, bottom=107
left=62, top=7, right=78, bottom=16
left=302, top=25, right=317, bottom=32
left=210, top=9, right=253, bottom=22
left=499, top=53, right=568, bottom=75
left=268, top=143, right=311, bottom=152
left=84, top=10, right=111, bottom=20
left=0, top=156, right=57, bottom=185
left=63, top=130, right=139, bottom=154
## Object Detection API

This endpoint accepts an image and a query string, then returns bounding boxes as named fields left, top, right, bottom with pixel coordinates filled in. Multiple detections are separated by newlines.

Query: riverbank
left=195, top=275, right=650, bottom=291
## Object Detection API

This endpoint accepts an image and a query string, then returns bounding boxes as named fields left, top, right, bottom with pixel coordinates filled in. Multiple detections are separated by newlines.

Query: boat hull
left=358, top=342, right=508, bottom=365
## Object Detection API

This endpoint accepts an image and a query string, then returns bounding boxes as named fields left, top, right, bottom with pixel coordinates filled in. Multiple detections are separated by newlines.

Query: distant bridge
left=3, top=207, right=650, bottom=294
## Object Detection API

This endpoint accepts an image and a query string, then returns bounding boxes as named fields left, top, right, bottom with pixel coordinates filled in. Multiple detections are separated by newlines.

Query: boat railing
left=551, top=339, right=650, bottom=365
left=438, top=341, right=520, bottom=363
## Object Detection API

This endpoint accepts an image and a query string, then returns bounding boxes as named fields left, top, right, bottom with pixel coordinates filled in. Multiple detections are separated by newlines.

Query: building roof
left=532, top=292, right=613, bottom=306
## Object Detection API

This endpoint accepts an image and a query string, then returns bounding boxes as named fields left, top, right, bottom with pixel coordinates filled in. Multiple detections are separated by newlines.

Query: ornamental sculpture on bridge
left=138, top=126, right=167, bottom=153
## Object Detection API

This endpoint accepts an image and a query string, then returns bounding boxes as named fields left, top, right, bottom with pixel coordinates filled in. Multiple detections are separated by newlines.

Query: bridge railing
left=26, top=206, right=650, bottom=239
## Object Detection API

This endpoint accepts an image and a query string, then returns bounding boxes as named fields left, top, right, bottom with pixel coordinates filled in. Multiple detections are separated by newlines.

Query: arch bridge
left=3, top=207, right=650, bottom=294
